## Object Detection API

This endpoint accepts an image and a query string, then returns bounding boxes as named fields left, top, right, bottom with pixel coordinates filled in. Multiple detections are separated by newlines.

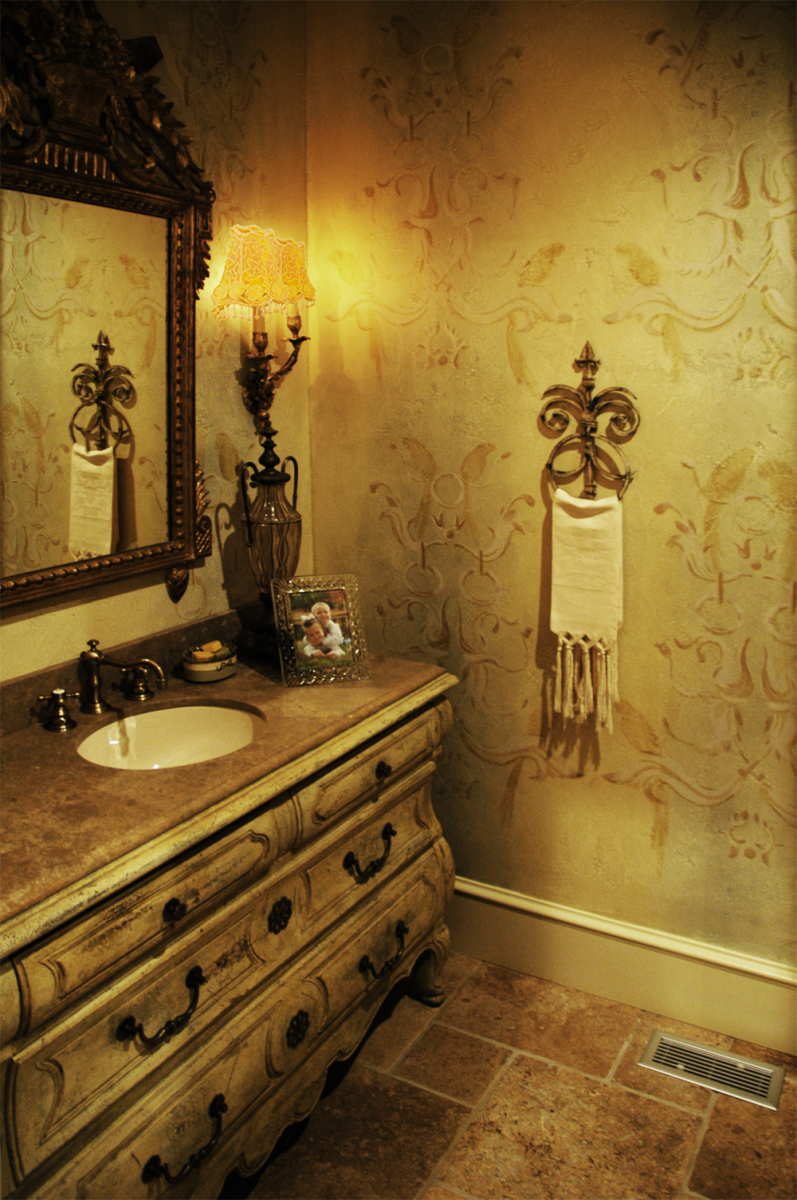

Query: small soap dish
left=183, top=641, right=237, bottom=683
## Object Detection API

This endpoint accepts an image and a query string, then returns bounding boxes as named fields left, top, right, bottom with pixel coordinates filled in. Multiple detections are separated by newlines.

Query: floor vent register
left=639, top=1030, right=785, bottom=1110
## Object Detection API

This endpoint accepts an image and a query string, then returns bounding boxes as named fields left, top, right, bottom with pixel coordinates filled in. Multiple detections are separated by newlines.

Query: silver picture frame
left=271, top=574, right=370, bottom=686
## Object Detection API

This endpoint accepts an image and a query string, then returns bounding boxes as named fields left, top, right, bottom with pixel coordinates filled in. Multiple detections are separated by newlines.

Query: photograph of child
left=290, top=589, right=352, bottom=670
left=310, top=601, right=344, bottom=654
left=300, top=616, right=344, bottom=660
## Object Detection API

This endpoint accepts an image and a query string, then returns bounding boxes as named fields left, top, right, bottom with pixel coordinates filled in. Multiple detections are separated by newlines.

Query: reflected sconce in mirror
left=213, top=225, right=315, bottom=653
left=69, top=332, right=134, bottom=453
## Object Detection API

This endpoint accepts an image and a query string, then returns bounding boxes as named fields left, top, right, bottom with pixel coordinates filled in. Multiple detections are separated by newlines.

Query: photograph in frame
left=271, top=574, right=370, bottom=686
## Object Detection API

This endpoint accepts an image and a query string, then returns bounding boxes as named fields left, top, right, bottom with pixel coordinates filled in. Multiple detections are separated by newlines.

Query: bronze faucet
left=79, top=639, right=166, bottom=714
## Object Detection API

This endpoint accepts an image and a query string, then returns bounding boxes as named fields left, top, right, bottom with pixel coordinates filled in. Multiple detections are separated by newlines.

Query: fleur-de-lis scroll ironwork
left=539, top=343, right=640, bottom=498
left=69, top=331, right=135, bottom=451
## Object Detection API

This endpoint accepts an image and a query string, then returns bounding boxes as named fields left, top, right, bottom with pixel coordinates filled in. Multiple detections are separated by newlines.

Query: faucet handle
left=120, top=661, right=166, bottom=703
left=120, top=666, right=155, bottom=702
left=38, top=688, right=80, bottom=733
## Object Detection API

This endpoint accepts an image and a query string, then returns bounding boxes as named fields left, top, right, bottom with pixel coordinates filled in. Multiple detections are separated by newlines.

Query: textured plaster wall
left=306, top=1, right=796, bottom=964
left=1, top=0, right=311, bottom=680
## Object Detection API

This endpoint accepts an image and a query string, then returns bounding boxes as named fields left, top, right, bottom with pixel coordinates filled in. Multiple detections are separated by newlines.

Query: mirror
left=1, top=193, right=170, bottom=573
left=0, top=0, right=214, bottom=608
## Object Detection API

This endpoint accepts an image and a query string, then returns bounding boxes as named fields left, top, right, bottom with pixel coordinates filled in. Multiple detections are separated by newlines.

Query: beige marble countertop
left=0, top=656, right=456, bottom=957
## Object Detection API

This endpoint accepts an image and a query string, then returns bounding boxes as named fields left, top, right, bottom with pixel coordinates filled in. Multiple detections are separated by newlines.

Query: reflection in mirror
left=0, top=0, right=214, bottom=608
left=1, top=192, right=169, bottom=578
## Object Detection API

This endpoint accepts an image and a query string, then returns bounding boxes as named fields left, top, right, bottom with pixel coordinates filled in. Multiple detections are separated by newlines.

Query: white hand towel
left=551, top=487, right=623, bottom=729
left=69, top=443, right=117, bottom=560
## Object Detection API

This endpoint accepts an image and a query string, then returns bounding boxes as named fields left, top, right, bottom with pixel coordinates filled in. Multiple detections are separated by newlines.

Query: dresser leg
left=409, top=924, right=451, bottom=1007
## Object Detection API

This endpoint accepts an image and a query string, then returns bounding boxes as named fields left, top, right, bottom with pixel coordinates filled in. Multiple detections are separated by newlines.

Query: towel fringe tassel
left=554, top=634, right=616, bottom=730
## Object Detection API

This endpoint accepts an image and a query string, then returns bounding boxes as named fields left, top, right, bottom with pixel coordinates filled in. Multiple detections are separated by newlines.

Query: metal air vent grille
left=639, top=1030, right=785, bottom=1110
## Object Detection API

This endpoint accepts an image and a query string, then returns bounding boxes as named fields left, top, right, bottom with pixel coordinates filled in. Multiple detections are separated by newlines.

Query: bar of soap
left=190, top=649, right=215, bottom=661
left=200, top=640, right=223, bottom=653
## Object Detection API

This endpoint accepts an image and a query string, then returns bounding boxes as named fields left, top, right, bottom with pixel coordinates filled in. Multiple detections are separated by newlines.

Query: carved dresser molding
left=0, top=659, right=456, bottom=1199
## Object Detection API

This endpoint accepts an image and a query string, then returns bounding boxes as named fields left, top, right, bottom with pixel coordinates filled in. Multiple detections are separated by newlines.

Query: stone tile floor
left=221, top=954, right=796, bottom=1200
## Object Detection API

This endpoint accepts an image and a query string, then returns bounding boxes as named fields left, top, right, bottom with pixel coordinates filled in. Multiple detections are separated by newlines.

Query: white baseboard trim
left=448, top=877, right=796, bottom=1055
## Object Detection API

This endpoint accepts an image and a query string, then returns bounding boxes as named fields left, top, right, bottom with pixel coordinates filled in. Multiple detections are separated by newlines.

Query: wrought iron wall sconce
left=70, top=331, right=134, bottom=451
left=538, top=342, right=640, bottom=497
left=213, top=224, right=315, bottom=653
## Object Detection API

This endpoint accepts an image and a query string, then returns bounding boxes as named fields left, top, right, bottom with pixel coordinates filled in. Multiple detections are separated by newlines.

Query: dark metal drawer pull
left=375, top=759, right=392, bottom=781
left=286, top=1008, right=310, bottom=1049
left=267, top=895, right=293, bottom=934
left=359, top=920, right=409, bottom=981
left=162, top=897, right=187, bottom=924
left=117, top=965, right=206, bottom=1048
left=343, top=823, right=397, bottom=883
left=142, top=1092, right=227, bottom=1186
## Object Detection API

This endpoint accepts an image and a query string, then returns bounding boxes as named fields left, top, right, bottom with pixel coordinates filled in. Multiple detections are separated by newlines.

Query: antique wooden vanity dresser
left=0, top=658, right=456, bottom=1199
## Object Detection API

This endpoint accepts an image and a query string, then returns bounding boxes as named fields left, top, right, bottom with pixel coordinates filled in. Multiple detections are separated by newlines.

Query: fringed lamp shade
left=212, top=225, right=315, bottom=319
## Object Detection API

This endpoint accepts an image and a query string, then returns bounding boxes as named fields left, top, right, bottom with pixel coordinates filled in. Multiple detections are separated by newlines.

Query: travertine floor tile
left=246, top=1061, right=468, bottom=1200
left=394, top=1021, right=511, bottom=1103
left=437, top=1055, right=703, bottom=1200
left=356, top=990, right=437, bottom=1070
left=443, top=963, right=639, bottom=1076
left=220, top=963, right=794, bottom=1200
left=438, top=951, right=483, bottom=1000
left=689, top=1077, right=797, bottom=1200
left=357, top=953, right=480, bottom=1071
left=613, top=1010, right=734, bottom=1110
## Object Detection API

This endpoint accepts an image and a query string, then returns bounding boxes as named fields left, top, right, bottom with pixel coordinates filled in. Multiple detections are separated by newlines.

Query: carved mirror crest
left=0, top=0, right=214, bottom=607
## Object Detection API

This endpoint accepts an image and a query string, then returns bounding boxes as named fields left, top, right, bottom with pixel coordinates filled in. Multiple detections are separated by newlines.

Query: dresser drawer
left=3, top=859, right=304, bottom=1186
left=30, top=843, right=452, bottom=1199
left=294, top=700, right=450, bottom=830
left=11, top=797, right=299, bottom=1039
left=3, top=765, right=443, bottom=1184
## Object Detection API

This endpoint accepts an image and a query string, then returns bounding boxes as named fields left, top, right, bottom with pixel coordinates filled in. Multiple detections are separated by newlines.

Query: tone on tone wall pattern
left=601, top=11, right=797, bottom=868
left=0, top=194, right=168, bottom=579
left=336, top=6, right=572, bottom=381
left=315, top=2, right=795, bottom=960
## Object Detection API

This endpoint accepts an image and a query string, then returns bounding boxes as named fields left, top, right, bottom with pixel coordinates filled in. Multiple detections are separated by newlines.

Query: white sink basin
left=78, top=705, right=264, bottom=770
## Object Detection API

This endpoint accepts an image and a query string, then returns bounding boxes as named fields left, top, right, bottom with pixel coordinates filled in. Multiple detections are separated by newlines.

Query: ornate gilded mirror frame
left=0, top=0, right=214, bottom=607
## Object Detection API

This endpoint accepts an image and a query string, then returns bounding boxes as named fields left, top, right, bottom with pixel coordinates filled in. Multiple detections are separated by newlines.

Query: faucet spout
left=79, top=640, right=167, bottom=711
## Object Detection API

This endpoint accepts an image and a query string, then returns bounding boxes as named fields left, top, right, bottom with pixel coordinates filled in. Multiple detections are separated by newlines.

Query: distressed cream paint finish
left=306, top=1, right=796, bottom=964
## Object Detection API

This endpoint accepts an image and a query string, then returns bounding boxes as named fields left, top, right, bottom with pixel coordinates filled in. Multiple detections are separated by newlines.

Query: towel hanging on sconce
left=551, top=489, right=622, bottom=730
left=538, top=343, right=640, bottom=731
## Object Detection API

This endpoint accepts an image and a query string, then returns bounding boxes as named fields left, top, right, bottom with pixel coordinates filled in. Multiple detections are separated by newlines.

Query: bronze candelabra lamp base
left=237, top=316, right=306, bottom=659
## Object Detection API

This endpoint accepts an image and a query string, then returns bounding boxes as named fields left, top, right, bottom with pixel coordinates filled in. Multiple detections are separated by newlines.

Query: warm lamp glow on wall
left=213, top=224, right=315, bottom=654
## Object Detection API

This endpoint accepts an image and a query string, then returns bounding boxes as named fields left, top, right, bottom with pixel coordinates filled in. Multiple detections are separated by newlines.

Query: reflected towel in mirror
left=68, top=443, right=118, bottom=560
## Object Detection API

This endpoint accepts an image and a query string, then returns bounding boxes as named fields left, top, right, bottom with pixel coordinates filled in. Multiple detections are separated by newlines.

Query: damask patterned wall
left=305, top=1, right=796, bottom=964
